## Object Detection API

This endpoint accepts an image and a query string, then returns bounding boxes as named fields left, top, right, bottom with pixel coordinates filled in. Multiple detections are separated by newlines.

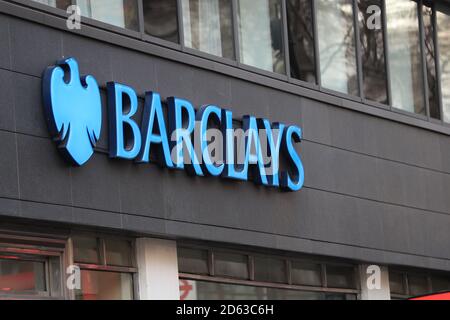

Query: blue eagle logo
left=43, top=58, right=102, bottom=166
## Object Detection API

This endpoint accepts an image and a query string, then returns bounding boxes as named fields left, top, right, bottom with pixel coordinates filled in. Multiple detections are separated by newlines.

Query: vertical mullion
left=418, top=0, right=431, bottom=120
left=312, top=0, right=321, bottom=87
left=137, top=0, right=145, bottom=37
left=286, top=260, right=292, bottom=285
left=208, top=250, right=215, bottom=276
left=248, top=255, right=255, bottom=281
left=99, top=238, right=107, bottom=266
left=282, top=0, right=291, bottom=78
left=434, top=4, right=445, bottom=123
left=232, top=0, right=241, bottom=64
left=382, top=0, right=393, bottom=109
left=321, top=264, right=327, bottom=288
left=177, top=0, right=186, bottom=49
left=353, top=0, right=364, bottom=99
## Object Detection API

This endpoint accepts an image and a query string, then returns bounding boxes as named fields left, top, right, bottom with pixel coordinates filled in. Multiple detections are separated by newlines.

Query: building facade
left=0, top=0, right=449, bottom=300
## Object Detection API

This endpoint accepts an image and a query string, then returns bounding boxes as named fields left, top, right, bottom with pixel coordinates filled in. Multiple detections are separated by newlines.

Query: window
left=214, top=252, right=249, bottom=279
left=0, top=259, right=46, bottom=293
left=32, top=0, right=71, bottom=9
left=253, top=256, right=287, bottom=284
left=389, top=269, right=450, bottom=299
left=76, top=0, right=139, bottom=30
left=72, top=235, right=136, bottom=300
left=291, top=261, right=322, bottom=287
left=386, top=0, right=425, bottom=115
left=237, top=0, right=285, bottom=74
left=286, top=0, right=316, bottom=83
left=143, top=0, right=179, bottom=43
left=178, top=245, right=359, bottom=301
left=77, top=270, right=134, bottom=300
left=182, top=0, right=234, bottom=59
left=357, top=0, right=388, bottom=104
left=437, top=7, right=450, bottom=122
left=181, top=280, right=355, bottom=300
left=423, top=4, right=440, bottom=119
left=389, top=271, right=406, bottom=296
left=326, top=265, right=357, bottom=289
left=0, top=235, right=65, bottom=299
left=26, top=0, right=450, bottom=127
left=178, top=247, right=209, bottom=275
left=317, top=0, right=358, bottom=95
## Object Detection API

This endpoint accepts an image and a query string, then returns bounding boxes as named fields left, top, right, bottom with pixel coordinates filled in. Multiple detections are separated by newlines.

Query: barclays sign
left=43, top=58, right=305, bottom=192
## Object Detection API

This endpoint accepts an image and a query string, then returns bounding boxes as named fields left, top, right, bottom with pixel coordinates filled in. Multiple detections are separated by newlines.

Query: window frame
left=70, top=233, right=138, bottom=300
left=177, top=244, right=360, bottom=298
left=389, top=268, right=450, bottom=299
left=0, top=232, right=67, bottom=300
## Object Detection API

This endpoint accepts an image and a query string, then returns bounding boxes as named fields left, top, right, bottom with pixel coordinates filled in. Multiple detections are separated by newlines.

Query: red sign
left=410, top=292, right=450, bottom=300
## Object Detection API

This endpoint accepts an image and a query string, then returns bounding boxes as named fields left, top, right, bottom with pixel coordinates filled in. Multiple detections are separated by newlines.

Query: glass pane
left=386, top=0, right=425, bottom=115
left=144, top=0, right=179, bottom=43
left=291, top=261, right=322, bottom=286
left=0, top=259, right=46, bottom=293
left=105, top=239, right=133, bottom=267
left=238, top=0, right=285, bottom=74
left=408, top=274, right=429, bottom=296
left=358, top=0, right=388, bottom=103
left=32, top=0, right=72, bottom=9
left=72, top=236, right=100, bottom=264
left=431, top=276, right=450, bottom=292
left=178, top=247, right=209, bottom=275
left=326, top=265, right=356, bottom=289
left=317, top=0, right=358, bottom=95
left=76, top=0, right=139, bottom=30
left=423, top=5, right=440, bottom=119
left=389, top=271, right=406, bottom=295
left=76, top=270, right=133, bottom=300
left=214, top=252, right=248, bottom=279
left=49, top=256, right=62, bottom=296
left=437, top=9, right=450, bottom=122
left=182, top=0, right=234, bottom=59
left=287, top=0, right=316, bottom=83
left=179, top=279, right=355, bottom=300
left=253, top=257, right=287, bottom=284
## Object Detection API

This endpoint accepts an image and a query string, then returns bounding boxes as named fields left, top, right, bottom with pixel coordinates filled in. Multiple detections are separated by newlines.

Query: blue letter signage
left=43, top=58, right=305, bottom=192
left=43, top=58, right=102, bottom=166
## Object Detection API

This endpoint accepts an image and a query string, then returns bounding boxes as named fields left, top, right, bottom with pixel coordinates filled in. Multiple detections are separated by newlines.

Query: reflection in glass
left=423, top=5, right=440, bottom=119
left=431, top=276, right=450, bottom=292
left=182, top=0, right=234, bottom=59
left=73, top=236, right=100, bottom=264
left=105, top=239, right=133, bottom=267
left=287, top=0, right=316, bottom=83
left=389, top=271, right=406, bottom=295
left=254, top=257, right=287, bottom=283
left=76, top=270, right=133, bottom=300
left=358, top=0, right=388, bottom=103
left=178, top=247, right=209, bottom=275
left=214, top=252, right=249, bottom=279
left=386, top=0, right=425, bottom=115
left=179, top=280, right=356, bottom=300
left=317, top=0, right=358, bottom=95
left=143, top=0, right=179, bottom=43
left=408, top=274, right=429, bottom=296
left=76, top=0, right=139, bottom=30
left=437, top=10, right=450, bottom=122
left=0, top=259, right=46, bottom=293
left=291, top=261, right=322, bottom=286
left=238, top=0, right=285, bottom=73
left=326, top=265, right=356, bottom=289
